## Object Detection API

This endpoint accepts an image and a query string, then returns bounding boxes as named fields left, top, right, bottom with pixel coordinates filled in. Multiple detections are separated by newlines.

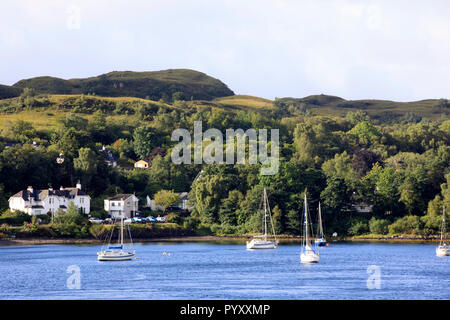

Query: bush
left=388, top=215, right=422, bottom=235
left=36, top=214, right=51, bottom=224
left=369, top=217, right=390, bottom=235
left=348, top=220, right=369, bottom=236
left=420, top=214, right=442, bottom=235
left=0, top=210, right=31, bottom=225
left=166, top=212, right=183, bottom=225
left=89, top=224, right=108, bottom=239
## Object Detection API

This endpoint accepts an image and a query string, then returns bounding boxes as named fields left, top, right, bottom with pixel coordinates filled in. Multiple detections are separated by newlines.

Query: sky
left=1, top=0, right=449, bottom=101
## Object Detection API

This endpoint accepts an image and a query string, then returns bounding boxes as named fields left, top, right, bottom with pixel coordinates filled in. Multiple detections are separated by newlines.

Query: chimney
left=27, top=186, right=33, bottom=193
left=76, top=180, right=81, bottom=190
left=60, top=186, right=64, bottom=191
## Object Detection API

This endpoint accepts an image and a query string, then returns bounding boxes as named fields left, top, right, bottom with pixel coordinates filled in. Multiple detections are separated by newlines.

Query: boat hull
left=300, top=251, right=320, bottom=263
left=436, top=246, right=449, bottom=257
left=246, top=240, right=277, bottom=249
left=315, top=239, right=327, bottom=247
left=97, top=251, right=135, bottom=261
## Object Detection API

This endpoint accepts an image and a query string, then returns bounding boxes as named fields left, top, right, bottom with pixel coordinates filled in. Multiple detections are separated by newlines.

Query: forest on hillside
left=0, top=88, right=449, bottom=238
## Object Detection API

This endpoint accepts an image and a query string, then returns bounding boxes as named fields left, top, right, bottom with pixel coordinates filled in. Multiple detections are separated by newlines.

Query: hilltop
left=11, top=69, right=235, bottom=101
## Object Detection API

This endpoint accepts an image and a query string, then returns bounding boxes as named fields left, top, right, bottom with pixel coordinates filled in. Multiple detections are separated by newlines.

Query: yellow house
left=134, top=160, right=149, bottom=168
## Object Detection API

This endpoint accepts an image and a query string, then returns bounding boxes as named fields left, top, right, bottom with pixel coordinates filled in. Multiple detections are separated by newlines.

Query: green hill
left=12, top=69, right=234, bottom=101
left=274, top=94, right=449, bottom=122
left=0, top=84, right=22, bottom=99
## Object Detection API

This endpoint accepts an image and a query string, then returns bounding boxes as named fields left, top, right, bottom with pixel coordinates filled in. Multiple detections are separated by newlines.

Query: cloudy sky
left=1, top=0, right=449, bottom=101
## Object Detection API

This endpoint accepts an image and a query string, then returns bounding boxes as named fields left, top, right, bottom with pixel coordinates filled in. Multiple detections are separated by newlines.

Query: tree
left=154, top=190, right=180, bottom=214
left=218, top=190, right=243, bottom=225
left=369, top=217, right=390, bottom=235
left=285, top=209, right=301, bottom=234
left=74, top=148, right=98, bottom=189
left=133, top=126, right=152, bottom=159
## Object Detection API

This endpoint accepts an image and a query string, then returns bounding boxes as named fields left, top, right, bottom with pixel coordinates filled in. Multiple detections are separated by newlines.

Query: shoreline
left=0, top=235, right=443, bottom=246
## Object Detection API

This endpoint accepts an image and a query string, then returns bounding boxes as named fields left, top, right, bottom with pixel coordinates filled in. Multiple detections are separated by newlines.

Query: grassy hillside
left=275, top=94, right=449, bottom=122
left=12, top=69, right=234, bottom=101
left=0, top=91, right=448, bottom=132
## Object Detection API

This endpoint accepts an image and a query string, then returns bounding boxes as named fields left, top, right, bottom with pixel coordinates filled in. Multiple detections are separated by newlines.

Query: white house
left=352, top=203, right=373, bottom=213
left=104, top=194, right=139, bottom=219
left=145, top=192, right=193, bottom=211
left=8, top=182, right=90, bottom=216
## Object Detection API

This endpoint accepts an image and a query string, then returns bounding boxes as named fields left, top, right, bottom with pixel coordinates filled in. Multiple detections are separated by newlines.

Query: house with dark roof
left=99, top=145, right=118, bottom=167
left=8, top=181, right=90, bottom=216
left=104, top=194, right=139, bottom=218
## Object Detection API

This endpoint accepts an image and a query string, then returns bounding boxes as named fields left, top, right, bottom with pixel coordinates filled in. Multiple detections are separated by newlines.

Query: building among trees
left=8, top=181, right=90, bottom=215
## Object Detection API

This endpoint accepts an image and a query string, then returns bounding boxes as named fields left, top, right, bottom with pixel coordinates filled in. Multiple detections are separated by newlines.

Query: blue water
left=0, top=241, right=448, bottom=300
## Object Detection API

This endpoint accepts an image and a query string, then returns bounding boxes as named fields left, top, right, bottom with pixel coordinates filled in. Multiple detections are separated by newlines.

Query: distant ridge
left=11, top=69, right=235, bottom=101
left=0, top=84, right=22, bottom=99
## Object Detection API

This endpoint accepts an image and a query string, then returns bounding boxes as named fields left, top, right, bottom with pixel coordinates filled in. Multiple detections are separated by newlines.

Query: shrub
left=369, top=217, right=390, bottom=235
left=89, top=224, right=107, bottom=239
left=348, top=220, right=369, bottom=236
left=0, top=210, right=31, bottom=225
left=388, top=215, right=422, bottom=235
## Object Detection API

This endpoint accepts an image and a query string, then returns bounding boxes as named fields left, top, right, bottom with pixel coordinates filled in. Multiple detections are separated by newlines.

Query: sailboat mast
left=120, top=212, right=124, bottom=246
left=441, top=206, right=446, bottom=244
left=263, top=188, right=267, bottom=241
left=318, top=202, right=323, bottom=238
left=304, top=193, right=309, bottom=246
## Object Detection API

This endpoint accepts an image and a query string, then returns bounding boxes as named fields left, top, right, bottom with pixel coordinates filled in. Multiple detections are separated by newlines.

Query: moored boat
left=300, top=192, right=319, bottom=263
left=98, top=213, right=135, bottom=261
left=246, top=188, right=278, bottom=250
left=436, top=206, right=449, bottom=257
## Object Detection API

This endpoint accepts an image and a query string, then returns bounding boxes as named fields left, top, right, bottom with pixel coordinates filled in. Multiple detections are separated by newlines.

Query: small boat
left=98, top=214, right=135, bottom=261
left=436, top=206, right=449, bottom=257
left=300, top=193, right=319, bottom=263
left=314, top=202, right=327, bottom=247
left=246, top=188, right=278, bottom=250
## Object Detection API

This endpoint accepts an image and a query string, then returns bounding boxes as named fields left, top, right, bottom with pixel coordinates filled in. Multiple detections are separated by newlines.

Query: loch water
left=0, top=241, right=448, bottom=300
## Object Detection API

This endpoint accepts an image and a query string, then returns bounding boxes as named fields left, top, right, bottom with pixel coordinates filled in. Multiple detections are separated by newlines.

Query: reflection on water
left=0, top=241, right=448, bottom=300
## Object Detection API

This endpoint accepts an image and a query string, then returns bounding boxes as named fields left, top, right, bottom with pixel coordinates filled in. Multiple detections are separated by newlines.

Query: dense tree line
left=0, top=94, right=449, bottom=237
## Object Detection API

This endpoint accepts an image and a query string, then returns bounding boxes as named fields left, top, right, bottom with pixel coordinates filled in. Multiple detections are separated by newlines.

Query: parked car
left=89, top=217, right=103, bottom=224
left=144, top=216, right=157, bottom=222
left=124, top=218, right=132, bottom=225
left=156, top=216, right=166, bottom=222
left=131, top=217, right=144, bottom=223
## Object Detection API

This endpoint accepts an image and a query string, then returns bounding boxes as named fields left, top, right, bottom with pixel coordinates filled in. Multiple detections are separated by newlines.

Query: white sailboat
left=314, top=202, right=327, bottom=247
left=246, top=188, right=278, bottom=249
left=97, top=213, right=135, bottom=261
left=436, top=206, right=449, bottom=257
left=300, top=193, right=320, bottom=263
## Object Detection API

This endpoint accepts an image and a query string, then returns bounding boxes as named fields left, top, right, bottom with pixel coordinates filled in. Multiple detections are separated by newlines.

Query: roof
left=135, top=160, right=149, bottom=164
left=99, top=147, right=118, bottom=161
left=106, top=194, right=136, bottom=201
left=9, top=187, right=89, bottom=202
